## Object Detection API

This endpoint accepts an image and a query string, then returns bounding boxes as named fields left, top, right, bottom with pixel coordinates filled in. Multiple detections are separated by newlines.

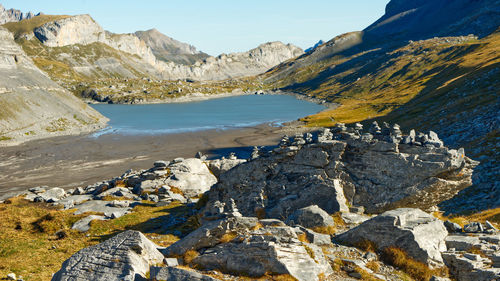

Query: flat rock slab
left=72, top=215, right=107, bottom=232
left=72, top=200, right=131, bottom=217
left=149, top=266, right=218, bottom=281
left=54, top=195, right=93, bottom=208
left=52, top=230, right=163, bottom=281
left=341, top=213, right=371, bottom=225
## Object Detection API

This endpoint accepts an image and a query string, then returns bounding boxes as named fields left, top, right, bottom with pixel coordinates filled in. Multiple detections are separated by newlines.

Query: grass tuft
left=381, top=247, right=448, bottom=281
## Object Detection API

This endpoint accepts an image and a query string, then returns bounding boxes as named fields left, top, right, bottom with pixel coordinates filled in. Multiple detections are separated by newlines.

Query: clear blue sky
left=2, top=0, right=389, bottom=56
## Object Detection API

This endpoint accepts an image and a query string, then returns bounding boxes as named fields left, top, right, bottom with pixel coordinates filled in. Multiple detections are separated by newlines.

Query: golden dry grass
left=354, top=239, right=378, bottom=253
left=0, top=197, right=184, bottom=280
left=297, top=233, right=309, bottom=243
left=311, top=225, right=337, bottom=235
left=219, top=232, right=238, bottom=243
left=182, top=250, right=199, bottom=265
left=432, top=208, right=500, bottom=228
left=381, top=247, right=448, bottom=281
left=269, top=31, right=500, bottom=128
left=366, top=260, right=381, bottom=273
left=168, top=186, right=184, bottom=196
left=353, top=266, right=384, bottom=281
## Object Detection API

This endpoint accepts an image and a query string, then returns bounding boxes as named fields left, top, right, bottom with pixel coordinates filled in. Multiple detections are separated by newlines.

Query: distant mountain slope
left=2, top=13, right=303, bottom=83
left=262, top=0, right=499, bottom=214
left=159, top=41, right=304, bottom=80
left=135, top=28, right=209, bottom=65
left=365, top=0, right=500, bottom=41
left=0, top=4, right=39, bottom=24
left=0, top=27, right=107, bottom=145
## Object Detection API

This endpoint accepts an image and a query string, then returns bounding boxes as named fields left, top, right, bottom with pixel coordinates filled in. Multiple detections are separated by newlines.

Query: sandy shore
left=0, top=122, right=311, bottom=197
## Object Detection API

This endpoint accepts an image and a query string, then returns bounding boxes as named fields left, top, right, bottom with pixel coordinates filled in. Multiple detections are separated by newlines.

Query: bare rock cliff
left=0, top=4, right=38, bottom=24
left=0, top=27, right=108, bottom=145
left=31, top=14, right=303, bottom=80
left=159, top=41, right=304, bottom=80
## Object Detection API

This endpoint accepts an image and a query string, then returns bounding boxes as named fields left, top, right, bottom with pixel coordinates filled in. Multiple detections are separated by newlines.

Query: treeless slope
left=0, top=27, right=107, bottom=145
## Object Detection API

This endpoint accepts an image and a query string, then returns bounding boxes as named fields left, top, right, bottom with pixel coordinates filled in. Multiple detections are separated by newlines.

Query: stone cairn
left=270, top=121, right=446, bottom=156
left=222, top=122, right=447, bottom=163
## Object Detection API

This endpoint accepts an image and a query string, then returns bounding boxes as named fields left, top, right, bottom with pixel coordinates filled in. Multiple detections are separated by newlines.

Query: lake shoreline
left=0, top=121, right=315, bottom=198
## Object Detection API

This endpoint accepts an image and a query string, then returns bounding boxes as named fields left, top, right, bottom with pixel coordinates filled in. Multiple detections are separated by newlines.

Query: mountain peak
left=135, top=28, right=209, bottom=65
left=0, top=4, right=40, bottom=24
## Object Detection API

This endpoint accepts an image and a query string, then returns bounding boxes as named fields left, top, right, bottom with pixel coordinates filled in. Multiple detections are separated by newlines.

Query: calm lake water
left=90, top=94, right=325, bottom=136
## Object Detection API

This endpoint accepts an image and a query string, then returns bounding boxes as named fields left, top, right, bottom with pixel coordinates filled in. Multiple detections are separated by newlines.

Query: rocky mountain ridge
left=0, top=4, right=40, bottom=24
left=0, top=26, right=108, bottom=144
left=135, top=28, right=209, bottom=65
left=13, top=13, right=303, bottom=82
left=263, top=0, right=499, bottom=215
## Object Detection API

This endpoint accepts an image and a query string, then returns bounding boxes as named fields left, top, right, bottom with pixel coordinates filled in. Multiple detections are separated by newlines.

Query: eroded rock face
left=204, top=124, right=477, bottom=215
left=34, top=15, right=106, bottom=47
left=0, top=26, right=107, bottom=144
left=51, top=230, right=163, bottom=281
left=336, top=208, right=448, bottom=266
left=0, top=4, right=38, bottom=24
left=158, top=41, right=304, bottom=80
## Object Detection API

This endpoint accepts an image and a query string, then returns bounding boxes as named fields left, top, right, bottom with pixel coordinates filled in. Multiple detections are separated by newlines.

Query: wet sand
left=0, top=123, right=309, bottom=197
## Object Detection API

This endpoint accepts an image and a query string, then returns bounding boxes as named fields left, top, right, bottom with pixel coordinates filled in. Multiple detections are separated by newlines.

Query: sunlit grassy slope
left=0, top=197, right=194, bottom=281
left=2, top=15, right=71, bottom=39
left=264, top=30, right=499, bottom=128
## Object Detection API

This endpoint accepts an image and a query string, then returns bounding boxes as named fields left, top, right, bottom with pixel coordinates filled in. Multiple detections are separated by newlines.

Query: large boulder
left=203, top=124, right=477, bottom=215
left=192, top=226, right=333, bottom=281
left=51, top=230, right=163, bottom=281
left=163, top=217, right=333, bottom=281
left=336, top=208, right=448, bottom=265
left=285, top=205, right=335, bottom=229
left=163, top=216, right=259, bottom=256
left=163, top=158, right=217, bottom=197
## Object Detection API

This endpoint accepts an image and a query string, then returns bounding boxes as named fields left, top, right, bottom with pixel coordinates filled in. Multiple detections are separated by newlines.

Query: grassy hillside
left=265, top=32, right=498, bottom=127
left=2, top=15, right=71, bottom=39
left=263, top=29, right=499, bottom=213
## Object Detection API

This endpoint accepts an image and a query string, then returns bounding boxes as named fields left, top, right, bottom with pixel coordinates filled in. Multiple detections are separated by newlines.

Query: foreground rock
left=164, top=216, right=333, bottom=281
left=52, top=230, right=163, bottom=281
left=285, top=205, right=335, bottom=228
left=204, top=123, right=477, bottom=216
left=336, top=208, right=448, bottom=266
left=443, top=233, right=500, bottom=280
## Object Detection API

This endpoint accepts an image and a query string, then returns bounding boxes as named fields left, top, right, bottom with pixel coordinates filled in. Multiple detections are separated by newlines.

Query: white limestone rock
left=336, top=208, right=448, bottom=266
left=51, top=230, right=163, bottom=281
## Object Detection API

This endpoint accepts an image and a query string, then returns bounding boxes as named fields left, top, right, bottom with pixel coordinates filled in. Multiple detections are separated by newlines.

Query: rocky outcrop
left=33, top=15, right=157, bottom=66
left=164, top=216, right=333, bottom=281
left=30, top=14, right=302, bottom=81
left=135, top=28, right=209, bottom=65
left=336, top=208, right=448, bottom=266
left=34, top=15, right=106, bottom=47
left=285, top=205, right=335, bottom=229
left=149, top=266, right=218, bottom=281
left=203, top=123, right=477, bottom=217
left=158, top=41, right=303, bottom=80
left=105, top=32, right=158, bottom=65
left=0, top=4, right=38, bottom=24
left=0, top=26, right=107, bottom=144
left=51, top=230, right=163, bottom=281
left=442, top=233, right=500, bottom=280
